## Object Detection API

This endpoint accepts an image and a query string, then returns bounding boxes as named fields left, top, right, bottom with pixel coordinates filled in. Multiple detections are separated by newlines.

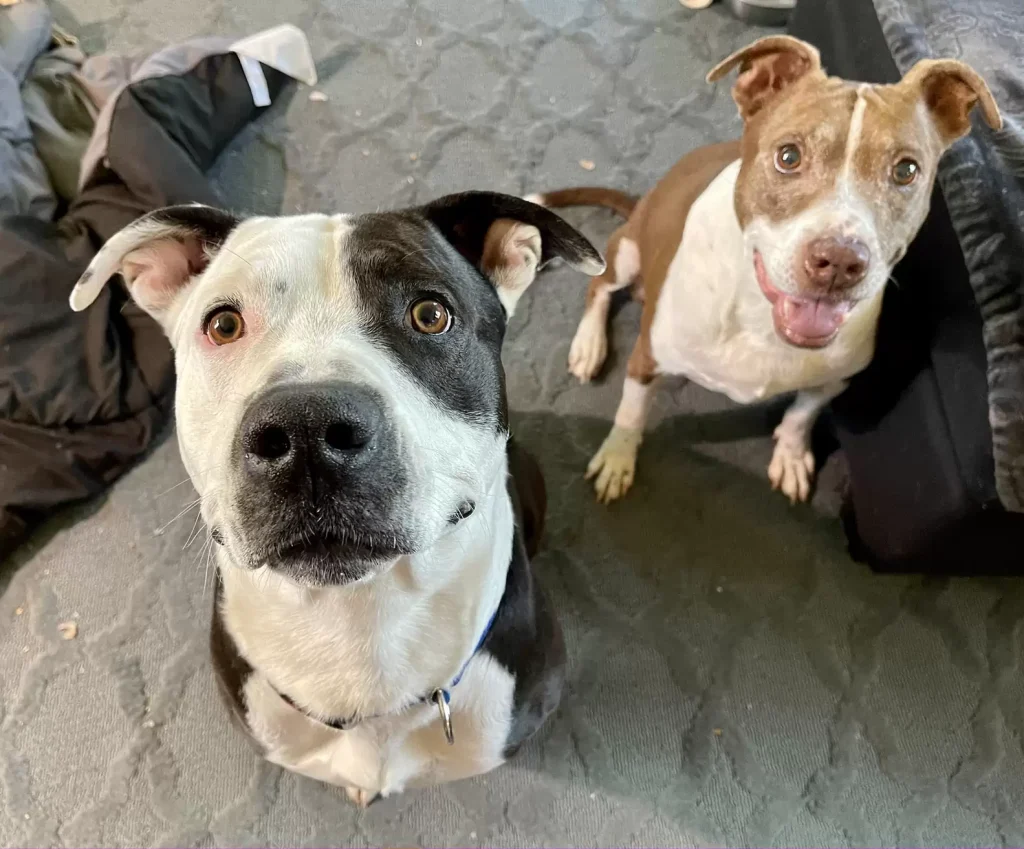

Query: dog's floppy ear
left=69, top=204, right=241, bottom=326
left=420, top=191, right=605, bottom=316
left=901, top=58, right=1002, bottom=144
left=707, top=35, right=822, bottom=121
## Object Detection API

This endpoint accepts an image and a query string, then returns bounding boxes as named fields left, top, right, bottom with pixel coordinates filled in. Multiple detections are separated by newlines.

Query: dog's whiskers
left=154, top=496, right=203, bottom=535
left=183, top=508, right=205, bottom=551
left=155, top=476, right=198, bottom=499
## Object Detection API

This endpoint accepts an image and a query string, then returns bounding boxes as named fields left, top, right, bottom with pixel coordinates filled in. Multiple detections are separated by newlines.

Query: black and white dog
left=70, top=193, right=603, bottom=804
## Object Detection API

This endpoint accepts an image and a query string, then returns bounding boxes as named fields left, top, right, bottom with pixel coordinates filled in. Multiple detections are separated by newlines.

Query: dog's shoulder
left=482, top=437, right=566, bottom=757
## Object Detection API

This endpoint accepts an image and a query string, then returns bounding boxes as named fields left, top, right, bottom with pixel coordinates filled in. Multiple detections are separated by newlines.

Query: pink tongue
left=775, top=296, right=850, bottom=339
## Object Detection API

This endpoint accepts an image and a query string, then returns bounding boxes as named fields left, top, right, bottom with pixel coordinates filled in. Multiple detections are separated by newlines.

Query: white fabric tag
left=237, top=54, right=271, bottom=106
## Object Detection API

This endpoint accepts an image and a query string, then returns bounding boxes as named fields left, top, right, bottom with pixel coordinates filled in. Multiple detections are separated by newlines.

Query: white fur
left=649, top=161, right=881, bottom=404
left=589, top=155, right=887, bottom=503
left=568, top=307, right=609, bottom=383
left=76, top=210, right=536, bottom=798
left=614, top=375, right=653, bottom=430
left=225, top=451, right=515, bottom=796
left=841, top=87, right=870, bottom=182
left=568, top=236, right=639, bottom=383
left=613, top=236, right=641, bottom=285
left=180, top=217, right=522, bottom=795
left=768, top=382, right=847, bottom=502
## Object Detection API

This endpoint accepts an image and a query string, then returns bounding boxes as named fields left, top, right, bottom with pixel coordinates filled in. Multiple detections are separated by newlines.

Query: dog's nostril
left=252, top=425, right=291, bottom=460
left=847, top=261, right=866, bottom=277
left=814, top=257, right=830, bottom=270
left=325, top=421, right=367, bottom=452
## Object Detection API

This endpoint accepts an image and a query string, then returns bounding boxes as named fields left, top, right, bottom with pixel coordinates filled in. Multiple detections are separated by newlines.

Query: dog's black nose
left=803, top=236, right=871, bottom=290
left=240, top=382, right=385, bottom=485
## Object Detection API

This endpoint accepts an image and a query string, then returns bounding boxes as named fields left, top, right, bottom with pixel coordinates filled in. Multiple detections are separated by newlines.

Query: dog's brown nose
left=803, top=236, right=871, bottom=290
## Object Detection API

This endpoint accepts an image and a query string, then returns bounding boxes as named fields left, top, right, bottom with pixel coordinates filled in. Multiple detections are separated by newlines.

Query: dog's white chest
left=648, top=161, right=873, bottom=402
left=242, top=653, right=515, bottom=796
left=218, top=485, right=521, bottom=797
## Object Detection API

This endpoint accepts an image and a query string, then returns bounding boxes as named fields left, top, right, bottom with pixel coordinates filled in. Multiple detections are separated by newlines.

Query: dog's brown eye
left=774, top=143, right=802, bottom=173
left=892, top=158, right=919, bottom=186
left=205, top=308, right=245, bottom=345
left=410, top=299, right=452, bottom=334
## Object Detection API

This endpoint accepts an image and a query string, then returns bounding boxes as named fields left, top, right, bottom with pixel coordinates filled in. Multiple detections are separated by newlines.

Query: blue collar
left=444, top=605, right=499, bottom=694
left=273, top=603, right=500, bottom=739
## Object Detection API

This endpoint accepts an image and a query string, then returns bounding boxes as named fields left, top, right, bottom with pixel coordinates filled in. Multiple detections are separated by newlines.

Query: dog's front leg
left=587, top=362, right=659, bottom=503
left=768, top=381, right=847, bottom=503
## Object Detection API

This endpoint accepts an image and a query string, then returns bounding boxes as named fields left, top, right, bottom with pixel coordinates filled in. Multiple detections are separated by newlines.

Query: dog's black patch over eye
left=344, top=213, right=507, bottom=429
left=409, top=298, right=452, bottom=334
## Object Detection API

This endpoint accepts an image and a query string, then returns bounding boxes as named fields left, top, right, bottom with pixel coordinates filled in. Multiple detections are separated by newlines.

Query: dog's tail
left=524, top=187, right=638, bottom=220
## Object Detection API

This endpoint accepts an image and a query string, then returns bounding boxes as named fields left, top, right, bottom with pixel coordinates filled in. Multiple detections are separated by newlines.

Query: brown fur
left=542, top=35, right=1001, bottom=380
left=535, top=188, right=638, bottom=219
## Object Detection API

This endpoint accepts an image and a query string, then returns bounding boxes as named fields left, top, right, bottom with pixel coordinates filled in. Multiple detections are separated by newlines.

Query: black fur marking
left=233, top=381, right=411, bottom=586
left=209, top=576, right=263, bottom=752
left=344, top=210, right=509, bottom=428
left=420, top=190, right=603, bottom=273
left=481, top=437, right=564, bottom=757
left=343, top=191, right=602, bottom=428
left=150, top=204, right=241, bottom=247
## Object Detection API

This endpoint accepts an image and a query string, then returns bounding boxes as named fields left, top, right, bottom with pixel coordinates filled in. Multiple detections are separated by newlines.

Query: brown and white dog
left=527, top=35, right=1001, bottom=503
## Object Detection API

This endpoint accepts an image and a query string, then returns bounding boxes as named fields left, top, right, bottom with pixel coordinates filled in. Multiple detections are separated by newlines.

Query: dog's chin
left=753, top=250, right=854, bottom=350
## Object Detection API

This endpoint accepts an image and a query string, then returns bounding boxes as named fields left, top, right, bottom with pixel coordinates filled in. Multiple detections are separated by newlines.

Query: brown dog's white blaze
left=717, top=37, right=1001, bottom=350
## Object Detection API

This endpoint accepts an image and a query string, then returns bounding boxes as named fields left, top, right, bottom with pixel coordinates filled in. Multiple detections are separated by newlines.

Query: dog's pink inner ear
left=480, top=218, right=542, bottom=314
left=121, top=235, right=208, bottom=314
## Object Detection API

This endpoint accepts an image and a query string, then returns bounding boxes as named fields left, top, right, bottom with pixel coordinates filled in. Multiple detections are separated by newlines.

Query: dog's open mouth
left=754, top=251, right=854, bottom=349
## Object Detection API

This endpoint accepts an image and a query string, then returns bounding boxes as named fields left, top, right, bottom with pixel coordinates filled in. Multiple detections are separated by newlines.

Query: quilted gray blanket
left=874, top=0, right=1024, bottom=512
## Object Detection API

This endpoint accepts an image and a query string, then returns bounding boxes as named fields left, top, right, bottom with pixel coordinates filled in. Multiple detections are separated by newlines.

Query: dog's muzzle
left=232, top=380, right=413, bottom=582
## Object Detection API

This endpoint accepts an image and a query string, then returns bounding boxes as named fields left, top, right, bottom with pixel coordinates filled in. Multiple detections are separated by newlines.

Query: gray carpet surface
left=3, top=0, right=1024, bottom=846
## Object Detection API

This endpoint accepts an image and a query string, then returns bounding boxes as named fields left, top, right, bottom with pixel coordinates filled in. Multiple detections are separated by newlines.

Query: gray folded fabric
left=873, top=0, right=1024, bottom=512
left=0, top=0, right=56, bottom=218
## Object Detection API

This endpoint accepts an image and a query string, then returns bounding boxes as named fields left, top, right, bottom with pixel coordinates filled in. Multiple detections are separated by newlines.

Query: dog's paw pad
left=568, top=314, right=608, bottom=384
left=768, top=436, right=814, bottom=503
left=586, top=427, right=642, bottom=503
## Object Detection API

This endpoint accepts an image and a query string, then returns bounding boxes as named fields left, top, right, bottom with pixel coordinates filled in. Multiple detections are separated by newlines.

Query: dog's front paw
left=586, top=426, right=642, bottom=504
left=568, top=312, right=608, bottom=383
left=768, top=426, right=815, bottom=503
left=345, top=786, right=380, bottom=808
